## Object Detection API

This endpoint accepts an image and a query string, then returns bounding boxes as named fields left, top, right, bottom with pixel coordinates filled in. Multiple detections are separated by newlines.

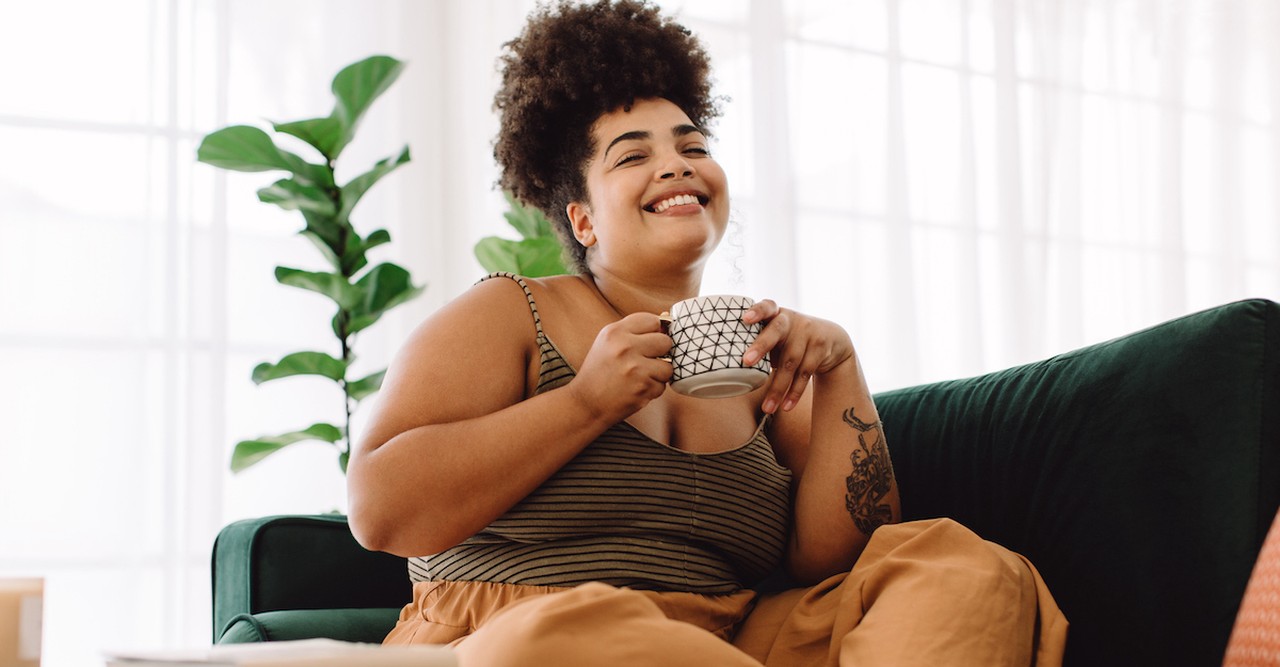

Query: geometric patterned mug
left=666, top=295, right=771, bottom=398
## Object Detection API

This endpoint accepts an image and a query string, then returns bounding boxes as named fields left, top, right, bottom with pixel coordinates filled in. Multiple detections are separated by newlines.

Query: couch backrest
left=874, top=299, right=1280, bottom=667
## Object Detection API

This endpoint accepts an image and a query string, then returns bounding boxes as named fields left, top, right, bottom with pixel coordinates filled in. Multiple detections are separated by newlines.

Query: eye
left=615, top=151, right=646, bottom=167
left=683, top=145, right=711, bottom=157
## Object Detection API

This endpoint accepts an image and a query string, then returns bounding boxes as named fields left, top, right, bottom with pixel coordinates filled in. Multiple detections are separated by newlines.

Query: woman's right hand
left=568, top=312, right=673, bottom=424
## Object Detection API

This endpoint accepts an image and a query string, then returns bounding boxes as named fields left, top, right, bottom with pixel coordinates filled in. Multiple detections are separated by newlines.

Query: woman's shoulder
left=480, top=272, right=584, bottom=293
left=412, top=273, right=582, bottom=335
left=471, top=273, right=607, bottom=360
left=475, top=272, right=593, bottom=310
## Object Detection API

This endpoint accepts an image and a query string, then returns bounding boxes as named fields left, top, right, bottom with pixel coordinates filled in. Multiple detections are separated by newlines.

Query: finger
left=780, top=344, right=826, bottom=411
left=647, top=357, right=674, bottom=385
left=635, top=331, right=675, bottom=359
left=744, top=309, right=789, bottom=367
left=616, top=311, right=667, bottom=334
left=762, top=347, right=803, bottom=414
left=742, top=299, right=779, bottom=325
left=606, top=311, right=665, bottom=335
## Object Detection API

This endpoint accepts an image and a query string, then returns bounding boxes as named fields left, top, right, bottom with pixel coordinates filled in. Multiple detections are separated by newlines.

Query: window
left=0, top=1, right=423, bottom=662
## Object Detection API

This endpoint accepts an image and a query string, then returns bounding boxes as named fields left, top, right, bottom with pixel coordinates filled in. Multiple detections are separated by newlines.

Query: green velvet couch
left=213, top=298, right=1280, bottom=666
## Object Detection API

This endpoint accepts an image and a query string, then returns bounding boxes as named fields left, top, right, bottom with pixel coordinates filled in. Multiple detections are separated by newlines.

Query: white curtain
left=1, top=0, right=1277, bottom=664
left=0, top=1, right=450, bottom=663
left=674, top=0, right=1280, bottom=389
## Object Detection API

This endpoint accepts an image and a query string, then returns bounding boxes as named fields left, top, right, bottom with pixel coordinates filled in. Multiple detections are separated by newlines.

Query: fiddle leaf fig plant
left=197, top=55, right=423, bottom=474
left=475, top=191, right=571, bottom=277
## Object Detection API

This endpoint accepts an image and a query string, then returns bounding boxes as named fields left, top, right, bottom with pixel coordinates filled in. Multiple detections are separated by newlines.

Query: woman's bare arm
left=770, top=357, right=901, bottom=584
left=346, top=278, right=672, bottom=556
left=746, top=302, right=901, bottom=584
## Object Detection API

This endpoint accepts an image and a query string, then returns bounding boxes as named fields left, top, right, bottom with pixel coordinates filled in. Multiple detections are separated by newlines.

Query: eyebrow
left=603, top=124, right=706, bottom=160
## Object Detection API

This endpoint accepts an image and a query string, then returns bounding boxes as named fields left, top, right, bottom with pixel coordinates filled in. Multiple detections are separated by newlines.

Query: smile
left=645, top=193, right=709, bottom=213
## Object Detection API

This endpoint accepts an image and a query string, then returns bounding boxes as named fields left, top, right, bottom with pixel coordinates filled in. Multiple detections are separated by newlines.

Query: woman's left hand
left=742, top=301, right=854, bottom=414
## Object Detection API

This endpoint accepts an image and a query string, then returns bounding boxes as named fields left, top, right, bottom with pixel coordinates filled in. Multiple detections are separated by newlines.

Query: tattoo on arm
left=843, top=407, right=895, bottom=535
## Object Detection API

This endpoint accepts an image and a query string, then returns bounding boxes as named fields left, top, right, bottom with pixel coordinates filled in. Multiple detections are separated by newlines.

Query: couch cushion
left=874, top=298, right=1280, bottom=667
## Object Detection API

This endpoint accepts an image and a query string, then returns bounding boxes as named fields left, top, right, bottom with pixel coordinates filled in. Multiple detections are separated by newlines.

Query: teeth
left=651, top=194, right=701, bottom=213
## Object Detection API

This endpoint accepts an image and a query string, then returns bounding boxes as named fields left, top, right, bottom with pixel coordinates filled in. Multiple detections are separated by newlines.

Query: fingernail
left=762, top=398, right=777, bottom=414
left=782, top=397, right=796, bottom=412
left=743, top=350, right=759, bottom=366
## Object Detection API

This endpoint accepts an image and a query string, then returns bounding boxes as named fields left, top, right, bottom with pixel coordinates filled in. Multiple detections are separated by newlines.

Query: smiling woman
left=566, top=99, right=729, bottom=278
left=346, top=2, right=1064, bottom=665
left=491, top=0, right=721, bottom=275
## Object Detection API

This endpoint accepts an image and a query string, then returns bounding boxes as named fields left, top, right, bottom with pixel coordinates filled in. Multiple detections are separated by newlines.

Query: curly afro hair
left=493, top=0, right=722, bottom=274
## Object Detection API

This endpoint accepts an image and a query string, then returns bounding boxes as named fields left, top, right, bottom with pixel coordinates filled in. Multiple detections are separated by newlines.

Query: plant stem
left=341, top=329, right=353, bottom=457
left=330, top=163, right=354, bottom=460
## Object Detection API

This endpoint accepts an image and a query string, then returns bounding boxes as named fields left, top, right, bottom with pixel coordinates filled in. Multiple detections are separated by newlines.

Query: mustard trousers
left=384, top=518, right=1068, bottom=667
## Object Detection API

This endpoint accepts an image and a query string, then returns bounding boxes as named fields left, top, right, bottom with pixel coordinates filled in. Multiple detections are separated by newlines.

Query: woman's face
left=568, top=97, right=729, bottom=276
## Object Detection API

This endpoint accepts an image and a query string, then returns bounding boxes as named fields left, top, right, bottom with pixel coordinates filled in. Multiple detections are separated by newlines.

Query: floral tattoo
left=843, top=407, right=895, bottom=535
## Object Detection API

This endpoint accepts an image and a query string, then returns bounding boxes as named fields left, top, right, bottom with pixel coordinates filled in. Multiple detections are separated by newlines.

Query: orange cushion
left=1225, top=510, right=1280, bottom=666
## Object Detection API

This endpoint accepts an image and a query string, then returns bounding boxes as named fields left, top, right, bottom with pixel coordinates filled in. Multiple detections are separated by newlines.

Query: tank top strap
left=477, top=271, right=547, bottom=340
left=477, top=272, right=573, bottom=394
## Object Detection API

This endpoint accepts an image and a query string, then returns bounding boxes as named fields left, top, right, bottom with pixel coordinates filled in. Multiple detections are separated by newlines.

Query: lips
left=643, top=190, right=709, bottom=213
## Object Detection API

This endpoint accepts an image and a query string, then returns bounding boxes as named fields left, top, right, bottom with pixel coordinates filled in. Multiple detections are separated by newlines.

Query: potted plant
left=475, top=192, right=571, bottom=277
left=196, top=55, right=423, bottom=474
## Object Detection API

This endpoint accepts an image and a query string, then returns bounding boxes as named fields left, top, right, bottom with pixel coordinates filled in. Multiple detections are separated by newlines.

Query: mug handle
left=658, top=311, right=673, bottom=363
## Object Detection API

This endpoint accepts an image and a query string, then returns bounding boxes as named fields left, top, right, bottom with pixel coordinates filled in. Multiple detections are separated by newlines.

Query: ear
left=566, top=201, right=596, bottom=247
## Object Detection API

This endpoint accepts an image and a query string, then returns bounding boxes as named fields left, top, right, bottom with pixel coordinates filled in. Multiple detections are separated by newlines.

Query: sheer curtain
left=0, top=1, right=447, bottom=663
left=672, top=0, right=1280, bottom=390
left=1, top=0, right=1277, bottom=665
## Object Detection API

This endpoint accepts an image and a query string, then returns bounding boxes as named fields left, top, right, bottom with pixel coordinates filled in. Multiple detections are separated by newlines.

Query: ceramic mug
left=664, top=295, right=771, bottom=398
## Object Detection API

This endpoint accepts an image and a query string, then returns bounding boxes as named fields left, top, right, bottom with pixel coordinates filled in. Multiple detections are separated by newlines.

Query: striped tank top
left=407, top=273, right=793, bottom=594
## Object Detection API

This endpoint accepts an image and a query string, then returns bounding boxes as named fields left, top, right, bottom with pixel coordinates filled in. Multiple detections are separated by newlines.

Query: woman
left=347, top=1, right=1066, bottom=665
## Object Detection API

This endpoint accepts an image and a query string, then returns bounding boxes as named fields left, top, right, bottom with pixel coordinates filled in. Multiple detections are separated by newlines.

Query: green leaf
left=198, top=125, right=295, bottom=172
left=364, top=229, right=392, bottom=251
left=474, top=236, right=519, bottom=273
left=332, top=259, right=422, bottom=335
left=273, top=116, right=344, bottom=161
left=300, top=208, right=350, bottom=257
left=475, top=236, right=569, bottom=277
left=300, top=229, right=344, bottom=272
left=275, top=266, right=360, bottom=309
left=502, top=190, right=553, bottom=239
left=353, top=262, right=415, bottom=308
left=257, top=178, right=337, bottom=216
left=334, top=229, right=393, bottom=277
left=251, top=351, right=348, bottom=384
left=517, top=237, right=570, bottom=276
left=230, top=423, right=343, bottom=473
left=342, top=262, right=425, bottom=335
left=477, top=193, right=569, bottom=276
left=347, top=369, right=386, bottom=402
left=337, top=145, right=411, bottom=223
left=197, top=126, right=332, bottom=186
left=329, top=56, right=406, bottom=159
left=340, top=246, right=369, bottom=278
left=331, top=311, right=350, bottom=339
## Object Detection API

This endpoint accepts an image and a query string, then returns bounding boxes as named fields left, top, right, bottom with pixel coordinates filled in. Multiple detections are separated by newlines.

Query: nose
left=657, top=154, right=695, bottom=180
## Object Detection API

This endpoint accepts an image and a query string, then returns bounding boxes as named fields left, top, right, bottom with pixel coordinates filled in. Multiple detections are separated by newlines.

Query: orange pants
left=384, top=518, right=1068, bottom=666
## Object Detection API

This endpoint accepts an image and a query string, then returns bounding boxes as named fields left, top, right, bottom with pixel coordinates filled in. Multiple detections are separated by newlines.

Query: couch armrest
left=874, top=298, right=1280, bottom=667
left=211, top=514, right=410, bottom=642
left=218, top=608, right=403, bottom=644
